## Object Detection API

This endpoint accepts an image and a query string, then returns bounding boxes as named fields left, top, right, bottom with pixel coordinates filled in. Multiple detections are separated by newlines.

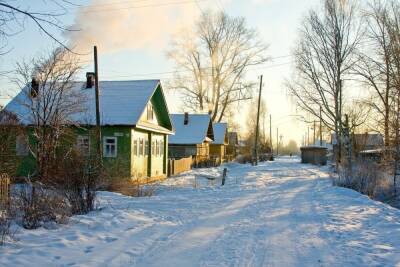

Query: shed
left=300, top=146, right=328, bottom=165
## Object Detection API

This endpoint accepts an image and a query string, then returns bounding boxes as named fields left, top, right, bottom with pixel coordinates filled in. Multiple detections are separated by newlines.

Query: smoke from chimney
left=64, top=0, right=201, bottom=54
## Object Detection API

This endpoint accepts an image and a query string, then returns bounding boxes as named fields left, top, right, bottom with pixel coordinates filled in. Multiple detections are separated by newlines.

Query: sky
left=0, top=0, right=321, bottom=146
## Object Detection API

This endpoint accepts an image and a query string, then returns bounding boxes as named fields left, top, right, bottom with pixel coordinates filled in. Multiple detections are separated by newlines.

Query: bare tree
left=287, top=0, right=362, bottom=163
left=167, top=11, right=268, bottom=122
left=0, top=1, right=78, bottom=54
left=385, top=0, right=400, bottom=195
left=14, top=47, right=84, bottom=179
left=353, top=0, right=394, bottom=147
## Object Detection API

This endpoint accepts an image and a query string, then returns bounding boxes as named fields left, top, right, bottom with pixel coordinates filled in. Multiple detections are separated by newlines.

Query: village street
left=1, top=157, right=400, bottom=267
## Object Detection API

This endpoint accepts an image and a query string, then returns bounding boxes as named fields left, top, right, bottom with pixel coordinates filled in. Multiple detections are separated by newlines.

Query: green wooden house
left=2, top=78, right=174, bottom=182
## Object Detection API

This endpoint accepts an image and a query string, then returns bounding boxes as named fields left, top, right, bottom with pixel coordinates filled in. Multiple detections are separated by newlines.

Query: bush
left=0, top=208, right=15, bottom=245
left=107, top=179, right=156, bottom=197
left=15, top=181, right=70, bottom=229
left=45, top=151, right=104, bottom=215
left=334, top=160, right=380, bottom=198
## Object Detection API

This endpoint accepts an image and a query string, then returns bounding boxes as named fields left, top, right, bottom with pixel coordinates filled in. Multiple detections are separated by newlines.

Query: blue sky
left=0, top=0, right=321, bottom=145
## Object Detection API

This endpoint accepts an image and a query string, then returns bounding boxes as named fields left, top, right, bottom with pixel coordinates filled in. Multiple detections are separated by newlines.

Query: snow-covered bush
left=107, top=179, right=156, bottom=197
left=15, top=181, right=70, bottom=229
left=0, top=208, right=15, bottom=245
left=334, top=160, right=380, bottom=198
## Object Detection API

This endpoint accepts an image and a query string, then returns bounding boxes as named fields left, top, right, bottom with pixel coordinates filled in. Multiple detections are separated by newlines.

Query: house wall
left=99, top=126, right=132, bottom=179
left=131, top=129, right=148, bottom=180
left=210, top=144, right=226, bottom=160
left=150, top=132, right=166, bottom=178
left=169, top=143, right=210, bottom=159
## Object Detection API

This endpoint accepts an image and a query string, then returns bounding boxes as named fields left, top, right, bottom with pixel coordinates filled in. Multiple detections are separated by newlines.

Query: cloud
left=65, top=0, right=202, bottom=54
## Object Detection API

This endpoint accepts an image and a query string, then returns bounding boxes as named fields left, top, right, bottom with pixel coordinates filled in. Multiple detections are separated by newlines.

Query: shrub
left=107, top=179, right=156, bottom=197
left=52, top=153, right=104, bottom=215
left=334, top=160, right=380, bottom=198
left=0, top=208, right=15, bottom=245
left=15, top=181, right=70, bottom=229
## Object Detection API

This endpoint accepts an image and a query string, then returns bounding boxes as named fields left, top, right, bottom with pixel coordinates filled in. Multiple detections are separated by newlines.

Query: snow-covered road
left=1, top=157, right=400, bottom=267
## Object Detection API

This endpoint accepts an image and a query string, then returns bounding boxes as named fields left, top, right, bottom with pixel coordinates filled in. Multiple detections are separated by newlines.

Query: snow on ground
left=1, top=157, right=400, bottom=267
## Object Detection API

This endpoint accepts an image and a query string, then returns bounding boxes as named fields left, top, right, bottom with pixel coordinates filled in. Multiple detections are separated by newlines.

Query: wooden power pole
left=313, top=120, right=316, bottom=145
left=270, top=114, right=273, bottom=156
left=254, top=75, right=263, bottom=166
left=320, top=106, right=323, bottom=146
left=94, top=46, right=102, bottom=163
left=276, top=128, right=279, bottom=156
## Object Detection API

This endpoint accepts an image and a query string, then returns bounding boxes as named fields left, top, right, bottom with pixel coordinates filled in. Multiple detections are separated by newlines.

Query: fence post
left=221, top=168, right=227, bottom=186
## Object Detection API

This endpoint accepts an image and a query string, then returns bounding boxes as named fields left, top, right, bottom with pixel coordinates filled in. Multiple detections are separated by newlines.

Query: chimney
left=30, top=78, right=39, bottom=98
left=86, top=72, right=95, bottom=88
left=184, top=112, right=189, bottom=125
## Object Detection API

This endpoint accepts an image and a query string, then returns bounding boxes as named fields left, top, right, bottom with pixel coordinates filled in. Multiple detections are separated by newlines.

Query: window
left=152, top=140, right=156, bottom=155
left=103, top=137, right=117, bottom=158
left=139, top=138, right=144, bottom=156
left=76, top=135, right=90, bottom=155
left=133, top=139, right=138, bottom=156
left=147, top=103, right=154, bottom=121
left=156, top=140, right=159, bottom=157
left=16, top=135, right=29, bottom=156
left=160, top=140, right=164, bottom=156
left=145, top=140, right=149, bottom=156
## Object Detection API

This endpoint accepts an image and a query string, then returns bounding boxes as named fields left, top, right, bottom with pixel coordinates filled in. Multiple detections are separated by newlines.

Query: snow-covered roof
left=331, top=133, right=384, bottom=147
left=169, top=114, right=214, bottom=145
left=212, top=123, right=228, bottom=145
left=4, top=80, right=169, bottom=127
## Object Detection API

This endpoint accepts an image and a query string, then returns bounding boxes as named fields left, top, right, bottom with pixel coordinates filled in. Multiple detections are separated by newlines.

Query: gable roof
left=331, top=133, right=384, bottom=147
left=212, top=123, right=228, bottom=145
left=4, top=80, right=173, bottom=133
left=353, top=133, right=384, bottom=147
left=169, top=114, right=214, bottom=145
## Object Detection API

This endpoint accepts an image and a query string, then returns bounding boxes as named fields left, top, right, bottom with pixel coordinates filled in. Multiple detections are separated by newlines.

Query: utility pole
left=320, top=106, right=323, bottom=146
left=254, top=75, right=263, bottom=166
left=307, top=127, right=310, bottom=146
left=313, top=120, right=316, bottom=145
left=276, top=128, right=279, bottom=157
left=94, top=46, right=102, bottom=163
left=270, top=114, right=273, bottom=156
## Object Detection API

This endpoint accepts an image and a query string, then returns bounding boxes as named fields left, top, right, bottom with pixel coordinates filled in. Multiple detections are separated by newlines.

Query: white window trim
left=103, top=137, right=118, bottom=158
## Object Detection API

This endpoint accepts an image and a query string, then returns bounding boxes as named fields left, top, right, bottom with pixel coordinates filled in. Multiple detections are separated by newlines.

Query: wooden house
left=2, top=78, right=174, bottom=183
left=210, top=123, right=228, bottom=163
left=169, top=113, right=214, bottom=165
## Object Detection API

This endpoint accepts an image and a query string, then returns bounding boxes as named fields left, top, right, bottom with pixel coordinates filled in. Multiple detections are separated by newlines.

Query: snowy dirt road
left=1, top=157, right=400, bottom=267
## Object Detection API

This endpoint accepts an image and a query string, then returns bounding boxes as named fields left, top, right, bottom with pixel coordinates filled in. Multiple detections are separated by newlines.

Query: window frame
left=76, top=135, right=90, bottom=156
left=103, top=137, right=118, bottom=158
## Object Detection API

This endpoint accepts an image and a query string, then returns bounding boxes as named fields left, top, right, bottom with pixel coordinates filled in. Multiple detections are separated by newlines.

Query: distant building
left=227, top=132, right=239, bottom=159
left=168, top=113, right=214, bottom=165
left=331, top=133, right=384, bottom=156
left=210, top=123, right=228, bottom=163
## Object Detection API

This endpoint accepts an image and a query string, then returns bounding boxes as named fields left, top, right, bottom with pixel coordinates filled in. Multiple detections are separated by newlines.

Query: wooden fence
left=168, top=157, right=192, bottom=177
left=0, top=173, right=10, bottom=209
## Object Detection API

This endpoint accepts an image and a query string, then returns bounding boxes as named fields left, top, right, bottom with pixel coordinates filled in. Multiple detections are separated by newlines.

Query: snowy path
left=1, top=157, right=400, bottom=267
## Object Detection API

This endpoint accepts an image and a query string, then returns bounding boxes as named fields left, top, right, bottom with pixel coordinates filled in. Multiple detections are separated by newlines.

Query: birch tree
left=167, top=11, right=268, bottom=122
left=353, top=0, right=394, bottom=147
left=287, top=0, right=362, bottom=163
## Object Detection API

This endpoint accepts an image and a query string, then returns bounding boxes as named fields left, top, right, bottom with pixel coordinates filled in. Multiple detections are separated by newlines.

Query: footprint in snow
left=84, top=246, right=94, bottom=254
